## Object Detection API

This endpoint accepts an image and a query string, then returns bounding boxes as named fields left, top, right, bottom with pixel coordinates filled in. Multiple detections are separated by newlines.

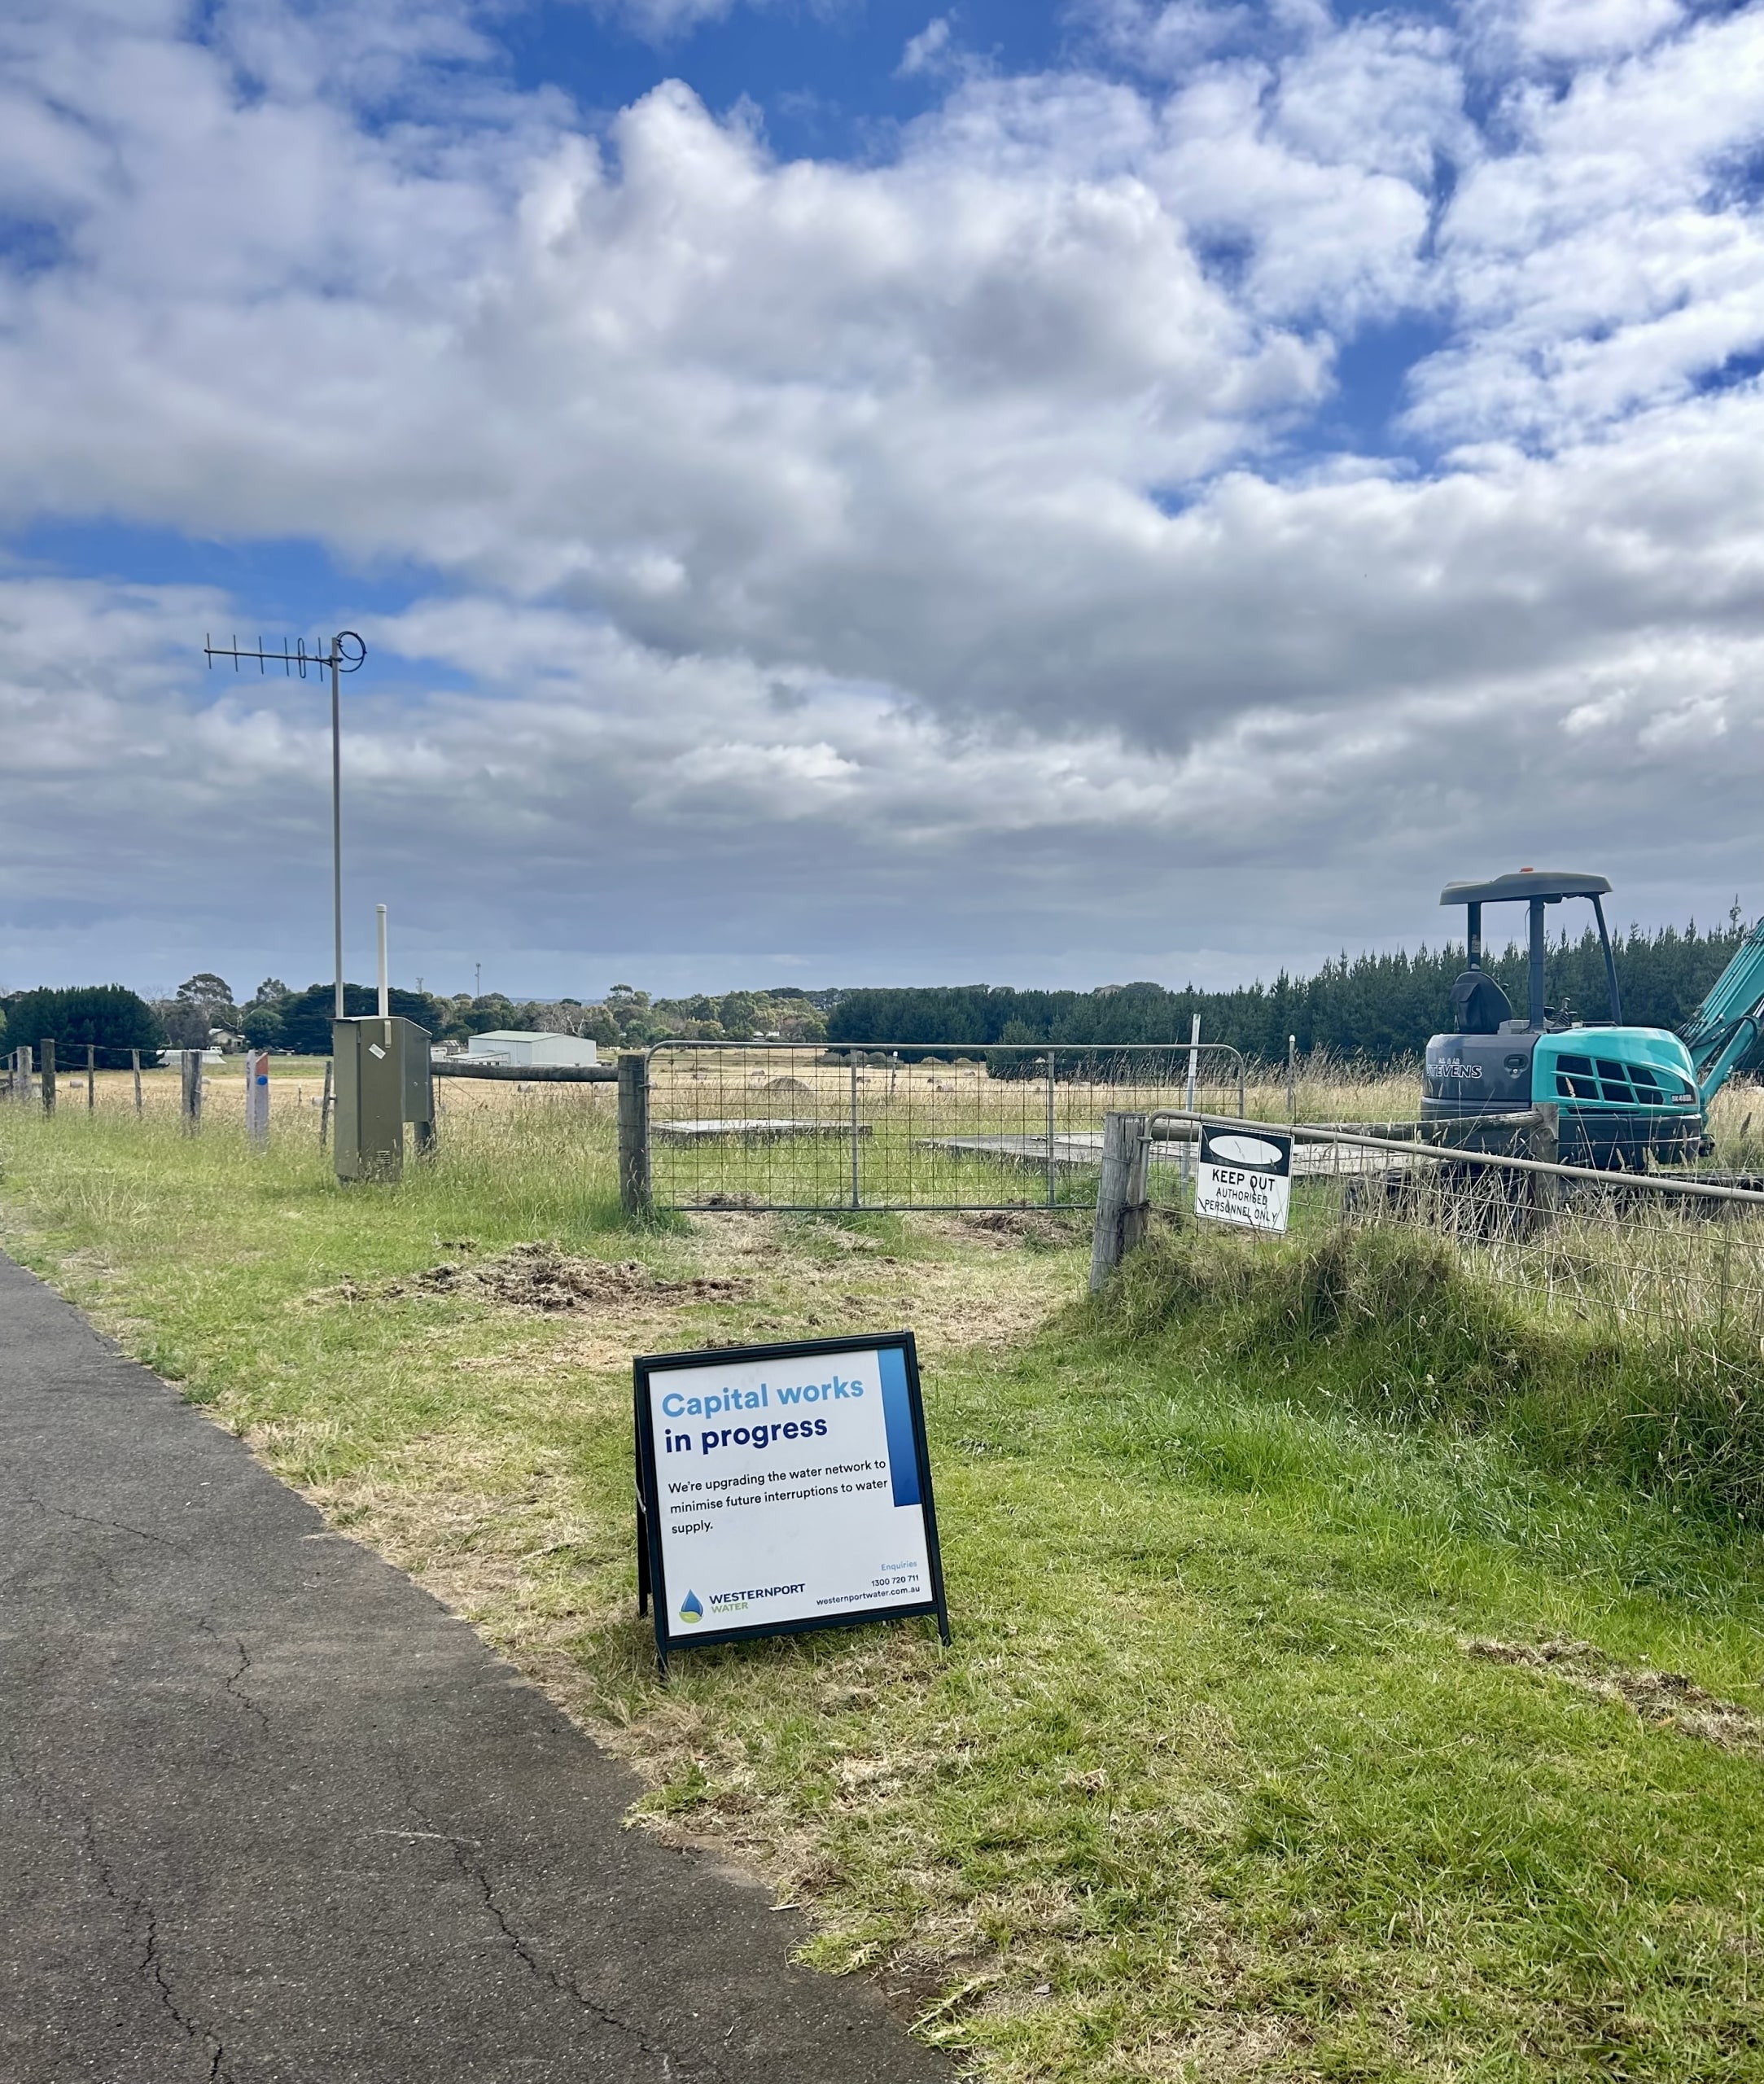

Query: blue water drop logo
left=678, top=1589, right=704, bottom=1625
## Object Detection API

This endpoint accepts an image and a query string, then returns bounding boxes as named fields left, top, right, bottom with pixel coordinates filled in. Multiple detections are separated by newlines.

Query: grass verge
left=1, top=1098, right=1762, bottom=2080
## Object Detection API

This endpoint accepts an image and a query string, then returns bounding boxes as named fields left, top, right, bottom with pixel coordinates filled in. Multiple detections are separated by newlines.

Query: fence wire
left=1149, top=1111, right=1764, bottom=1346
left=1328, top=1136, right=1764, bottom=1345
left=645, top=1041, right=1248, bottom=1212
left=27, top=1044, right=1764, bottom=1346
left=2, top=1057, right=333, bottom=1125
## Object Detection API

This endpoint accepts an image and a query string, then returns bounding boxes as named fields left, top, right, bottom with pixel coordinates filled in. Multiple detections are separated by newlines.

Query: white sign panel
left=635, top=1334, right=948, bottom=1669
left=1194, top=1123, right=1293, bottom=1233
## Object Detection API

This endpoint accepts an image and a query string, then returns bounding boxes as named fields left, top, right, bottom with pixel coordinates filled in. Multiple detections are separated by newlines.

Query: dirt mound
left=1467, top=1637, right=1764, bottom=1752
left=375, top=1244, right=748, bottom=1313
left=765, top=1075, right=813, bottom=1094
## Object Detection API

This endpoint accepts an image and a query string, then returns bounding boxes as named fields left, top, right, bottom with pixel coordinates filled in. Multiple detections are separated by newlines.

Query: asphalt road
left=0, top=1252, right=949, bottom=2083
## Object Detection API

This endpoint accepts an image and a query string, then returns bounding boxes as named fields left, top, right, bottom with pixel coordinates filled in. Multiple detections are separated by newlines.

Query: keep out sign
left=634, top=1333, right=949, bottom=1673
left=1194, top=1123, right=1293, bottom=1235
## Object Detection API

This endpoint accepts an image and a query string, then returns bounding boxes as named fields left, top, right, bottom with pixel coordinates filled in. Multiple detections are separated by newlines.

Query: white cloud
left=580, top=0, right=746, bottom=41
left=899, top=15, right=954, bottom=78
left=1471, top=0, right=1684, bottom=65
left=1412, top=3, right=1764, bottom=440
left=2, top=0, right=1764, bottom=987
left=1082, top=0, right=1257, bottom=77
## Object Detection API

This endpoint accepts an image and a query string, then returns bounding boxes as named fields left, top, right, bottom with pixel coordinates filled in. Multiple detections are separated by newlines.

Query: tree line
left=825, top=914, right=1759, bottom=1067
left=0, top=976, right=835, bottom=1060
left=2, top=917, right=1753, bottom=1068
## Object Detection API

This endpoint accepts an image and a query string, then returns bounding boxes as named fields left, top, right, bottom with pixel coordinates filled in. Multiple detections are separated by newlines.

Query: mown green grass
left=1, top=1099, right=1762, bottom=2080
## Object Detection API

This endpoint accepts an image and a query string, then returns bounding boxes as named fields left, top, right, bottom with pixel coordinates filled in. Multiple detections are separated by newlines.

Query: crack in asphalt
left=142, top=1900, right=233, bottom=2084
left=1, top=1489, right=190, bottom=1554
left=7, top=1743, right=235, bottom=2082
left=195, top=1617, right=272, bottom=1735
left=401, top=1788, right=705, bottom=2082
left=223, top=1636, right=271, bottom=1733
left=79, top=1815, right=235, bottom=2083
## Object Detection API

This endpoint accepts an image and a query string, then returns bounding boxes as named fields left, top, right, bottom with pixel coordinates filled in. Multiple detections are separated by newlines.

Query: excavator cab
left=1423, top=869, right=1705, bottom=1167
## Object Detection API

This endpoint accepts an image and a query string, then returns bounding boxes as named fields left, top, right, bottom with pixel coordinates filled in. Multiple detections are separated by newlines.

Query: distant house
left=463, top=1030, right=600, bottom=1069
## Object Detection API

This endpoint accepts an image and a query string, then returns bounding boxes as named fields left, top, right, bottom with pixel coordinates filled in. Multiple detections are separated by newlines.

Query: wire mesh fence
left=1327, top=1133, right=1764, bottom=1345
left=1136, top=1106, right=1764, bottom=1346
left=644, top=1040, right=1249, bottom=1212
left=23, top=1035, right=1764, bottom=1346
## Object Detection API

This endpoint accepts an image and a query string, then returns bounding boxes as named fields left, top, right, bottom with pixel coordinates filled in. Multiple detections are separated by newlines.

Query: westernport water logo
left=678, top=1590, right=704, bottom=1626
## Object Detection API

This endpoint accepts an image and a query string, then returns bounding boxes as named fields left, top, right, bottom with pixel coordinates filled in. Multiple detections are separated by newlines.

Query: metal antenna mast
left=204, top=631, right=366, bottom=1020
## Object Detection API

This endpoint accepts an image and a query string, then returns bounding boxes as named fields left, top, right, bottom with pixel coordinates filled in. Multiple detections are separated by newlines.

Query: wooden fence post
left=181, top=1049, right=203, bottom=1132
left=319, top=1061, right=332, bottom=1149
left=41, top=1038, right=55, bottom=1116
left=618, top=1053, right=651, bottom=1220
left=1089, top=1110, right=1149, bottom=1292
left=87, top=1044, right=96, bottom=1111
left=131, top=1049, right=142, bottom=1114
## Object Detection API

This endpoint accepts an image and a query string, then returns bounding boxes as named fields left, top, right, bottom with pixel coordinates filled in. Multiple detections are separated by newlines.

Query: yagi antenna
left=200, top=630, right=367, bottom=1020
left=204, top=631, right=365, bottom=679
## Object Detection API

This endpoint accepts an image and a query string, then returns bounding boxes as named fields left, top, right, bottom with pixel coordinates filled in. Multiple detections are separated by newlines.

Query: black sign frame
left=634, top=1330, right=950, bottom=1677
left=1197, top=1122, right=1293, bottom=1175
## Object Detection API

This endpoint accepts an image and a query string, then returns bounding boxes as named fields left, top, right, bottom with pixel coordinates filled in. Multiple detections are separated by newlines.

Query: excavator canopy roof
left=1440, top=870, right=1613, bottom=907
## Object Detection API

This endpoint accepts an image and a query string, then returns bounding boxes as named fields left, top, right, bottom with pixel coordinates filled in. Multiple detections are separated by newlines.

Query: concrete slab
left=0, top=1253, right=948, bottom=2084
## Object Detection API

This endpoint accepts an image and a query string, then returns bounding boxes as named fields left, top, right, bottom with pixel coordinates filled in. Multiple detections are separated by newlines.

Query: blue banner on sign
left=878, top=1346, right=920, bottom=1507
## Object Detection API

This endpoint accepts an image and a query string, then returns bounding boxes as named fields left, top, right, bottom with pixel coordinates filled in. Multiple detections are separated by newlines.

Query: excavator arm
left=1679, top=917, right=1764, bottom=1106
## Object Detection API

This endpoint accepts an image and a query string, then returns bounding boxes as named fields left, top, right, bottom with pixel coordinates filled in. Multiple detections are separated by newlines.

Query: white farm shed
left=465, top=1030, right=600, bottom=1069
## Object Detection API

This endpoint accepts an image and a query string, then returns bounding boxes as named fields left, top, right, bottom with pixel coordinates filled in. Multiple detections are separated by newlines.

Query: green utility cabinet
left=331, top=1017, right=435, bottom=1182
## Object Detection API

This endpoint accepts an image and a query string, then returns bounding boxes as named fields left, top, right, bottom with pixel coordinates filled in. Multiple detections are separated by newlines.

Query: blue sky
left=2, top=0, right=1762, bottom=1003
left=501, top=1, right=1061, bottom=151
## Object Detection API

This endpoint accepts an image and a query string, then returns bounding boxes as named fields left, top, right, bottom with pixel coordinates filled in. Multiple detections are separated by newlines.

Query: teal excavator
left=1421, top=869, right=1764, bottom=1167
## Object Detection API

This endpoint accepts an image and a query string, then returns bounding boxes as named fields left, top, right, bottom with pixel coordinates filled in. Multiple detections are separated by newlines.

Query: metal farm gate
left=642, top=1040, right=1247, bottom=1214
